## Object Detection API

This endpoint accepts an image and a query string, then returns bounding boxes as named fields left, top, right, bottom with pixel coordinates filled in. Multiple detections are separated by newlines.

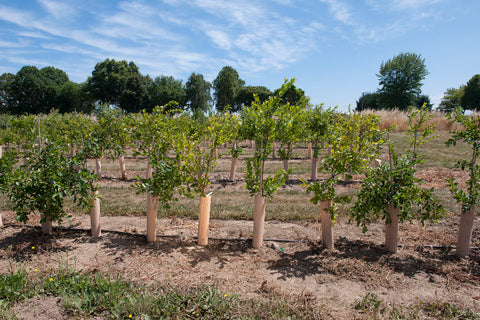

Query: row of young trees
left=0, top=60, right=306, bottom=116
left=0, top=80, right=478, bottom=257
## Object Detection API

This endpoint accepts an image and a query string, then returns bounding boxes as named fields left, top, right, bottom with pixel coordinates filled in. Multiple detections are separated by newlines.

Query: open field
left=0, top=132, right=479, bottom=319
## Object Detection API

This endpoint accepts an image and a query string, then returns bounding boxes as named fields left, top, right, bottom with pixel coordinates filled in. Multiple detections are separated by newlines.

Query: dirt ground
left=1, top=208, right=479, bottom=319
left=1, top=154, right=480, bottom=319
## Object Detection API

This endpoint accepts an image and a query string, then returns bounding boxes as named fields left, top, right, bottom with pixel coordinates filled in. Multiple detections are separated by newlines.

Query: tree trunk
left=229, top=157, right=238, bottom=181
left=307, top=143, right=313, bottom=159
left=95, top=158, right=102, bottom=178
left=283, top=159, right=289, bottom=172
left=252, top=196, right=267, bottom=249
left=146, top=162, right=152, bottom=179
left=311, top=157, right=318, bottom=181
left=456, top=205, right=475, bottom=257
left=0, top=145, right=3, bottom=159
left=119, top=156, right=127, bottom=180
left=197, top=195, right=212, bottom=246
left=41, top=213, right=52, bottom=235
left=385, top=204, right=400, bottom=253
left=0, top=214, right=3, bottom=227
left=272, top=141, right=277, bottom=159
left=146, top=193, right=159, bottom=242
left=320, top=200, right=334, bottom=249
left=90, top=190, right=101, bottom=237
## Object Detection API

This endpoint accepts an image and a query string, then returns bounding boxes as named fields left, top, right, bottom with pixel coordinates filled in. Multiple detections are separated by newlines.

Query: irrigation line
left=3, top=223, right=479, bottom=250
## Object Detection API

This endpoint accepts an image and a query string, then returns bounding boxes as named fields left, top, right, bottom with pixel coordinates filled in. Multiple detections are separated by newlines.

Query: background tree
left=273, top=82, right=308, bottom=106
left=235, top=86, right=272, bottom=110
left=86, top=59, right=147, bottom=112
left=0, top=73, right=14, bottom=112
left=57, top=81, right=93, bottom=113
left=356, top=92, right=379, bottom=111
left=185, top=72, right=212, bottom=118
left=147, top=75, right=186, bottom=112
left=439, top=86, right=465, bottom=112
left=213, top=66, right=245, bottom=113
left=377, top=52, right=429, bottom=110
left=461, top=74, right=480, bottom=111
left=415, top=94, right=432, bottom=110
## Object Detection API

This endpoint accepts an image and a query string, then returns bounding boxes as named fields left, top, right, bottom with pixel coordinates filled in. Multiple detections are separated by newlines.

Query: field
left=0, top=131, right=479, bottom=319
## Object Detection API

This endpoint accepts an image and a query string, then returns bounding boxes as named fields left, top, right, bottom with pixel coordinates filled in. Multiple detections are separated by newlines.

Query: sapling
left=6, top=142, right=97, bottom=234
left=303, top=111, right=382, bottom=249
left=241, top=79, right=295, bottom=248
left=350, top=105, right=445, bottom=253
left=445, top=108, right=480, bottom=257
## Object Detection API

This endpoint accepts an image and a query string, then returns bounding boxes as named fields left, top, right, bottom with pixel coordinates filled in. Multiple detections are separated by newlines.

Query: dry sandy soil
left=1, top=155, right=479, bottom=319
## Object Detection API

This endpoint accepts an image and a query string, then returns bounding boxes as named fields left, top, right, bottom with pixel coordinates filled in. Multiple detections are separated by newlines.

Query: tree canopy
left=376, top=52, right=429, bottom=110
left=212, top=66, right=245, bottom=113
left=185, top=72, right=212, bottom=118
left=461, top=74, right=480, bottom=111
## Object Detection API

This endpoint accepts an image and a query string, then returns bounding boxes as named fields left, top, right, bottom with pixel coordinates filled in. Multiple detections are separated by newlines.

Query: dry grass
left=361, top=109, right=453, bottom=132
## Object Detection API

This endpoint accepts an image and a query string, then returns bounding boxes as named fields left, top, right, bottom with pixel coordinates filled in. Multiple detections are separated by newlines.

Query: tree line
left=0, top=60, right=306, bottom=116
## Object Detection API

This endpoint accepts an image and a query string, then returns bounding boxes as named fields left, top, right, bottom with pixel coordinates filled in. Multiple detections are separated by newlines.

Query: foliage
left=304, top=105, right=335, bottom=157
left=276, top=102, right=307, bottom=161
left=377, top=52, right=429, bottom=110
left=6, top=142, right=97, bottom=224
left=439, top=86, right=465, bottom=112
left=241, top=79, right=294, bottom=200
left=350, top=105, right=445, bottom=232
left=461, top=74, right=480, bottom=111
left=356, top=92, right=380, bottom=111
left=273, top=82, right=309, bottom=107
left=147, top=75, right=186, bottom=112
left=212, top=66, right=245, bottom=113
left=185, top=72, right=212, bottom=118
left=445, top=108, right=480, bottom=212
left=235, top=85, right=272, bottom=110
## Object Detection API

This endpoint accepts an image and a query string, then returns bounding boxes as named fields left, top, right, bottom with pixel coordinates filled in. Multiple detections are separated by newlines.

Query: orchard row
left=0, top=81, right=478, bottom=257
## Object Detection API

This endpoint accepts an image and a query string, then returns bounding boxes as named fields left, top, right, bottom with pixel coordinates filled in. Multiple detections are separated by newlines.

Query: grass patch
left=0, top=263, right=323, bottom=319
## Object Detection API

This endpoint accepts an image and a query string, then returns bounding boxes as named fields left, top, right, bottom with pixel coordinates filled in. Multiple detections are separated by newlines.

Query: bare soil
left=1, top=155, right=479, bottom=319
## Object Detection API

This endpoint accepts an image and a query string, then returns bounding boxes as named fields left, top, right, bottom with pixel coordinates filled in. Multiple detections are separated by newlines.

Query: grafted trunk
left=283, top=159, right=289, bottom=172
left=197, top=195, right=212, bottom=246
left=229, top=157, right=238, bottom=181
left=456, top=205, right=475, bottom=257
left=385, top=204, right=400, bottom=253
left=119, top=156, right=127, bottom=180
left=90, top=190, right=101, bottom=237
left=320, top=200, right=334, bottom=249
left=252, top=196, right=267, bottom=249
left=95, top=158, right=102, bottom=178
left=146, top=193, right=159, bottom=242
left=41, top=214, right=52, bottom=235
left=311, top=157, right=318, bottom=181
left=307, top=143, right=313, bottom=159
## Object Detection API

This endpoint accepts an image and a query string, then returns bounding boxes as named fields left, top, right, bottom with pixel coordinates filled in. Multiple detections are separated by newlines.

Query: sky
left=0, top=0, right=479, bottom=111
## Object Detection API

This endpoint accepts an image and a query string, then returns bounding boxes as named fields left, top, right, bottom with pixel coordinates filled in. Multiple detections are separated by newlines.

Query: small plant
left=5, top=142, right=97, bottom=232
left=445, top=107, right=480, bottom=257
left=350, top=105, right=445, bottom=253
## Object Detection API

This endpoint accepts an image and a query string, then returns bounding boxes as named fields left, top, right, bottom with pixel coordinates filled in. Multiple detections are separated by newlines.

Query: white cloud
left=37, top=0, right=75, bottom=18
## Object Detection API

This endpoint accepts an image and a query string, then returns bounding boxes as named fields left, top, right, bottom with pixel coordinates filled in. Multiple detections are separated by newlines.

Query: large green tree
left=461, top=74, right=480, bottom=111
left=86, top=59, right=148, bottom=112
left=212, top=66, right=245, bottom=112
left=235, top=86, right=272, bottom=109
left=356, top=92, right=380, bottom=111
left=273, top=82, right=308, bottom=107
left=0, top=73, right=14, bottom=113
left=147, top=75, right=186, bottom=112
left=377, top=52, right=429, bottom=110
left=439, top=86, right=465, bottom=111
left=185, top=72, right=212, bottom=118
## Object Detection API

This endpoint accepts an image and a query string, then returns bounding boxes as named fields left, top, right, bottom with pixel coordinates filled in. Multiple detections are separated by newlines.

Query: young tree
left=241, top=80, right=294, bottom=248
left=446, top=108, right=480, bottom=257
left=213, top=66, right=245, bottom=113
left=377, top=52, right=429, bottom=110
left=350, top=105, right=445, bottom=253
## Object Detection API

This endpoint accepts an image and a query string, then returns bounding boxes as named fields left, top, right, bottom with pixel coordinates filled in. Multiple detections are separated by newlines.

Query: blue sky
left=0, top=0, right=479, bottom=111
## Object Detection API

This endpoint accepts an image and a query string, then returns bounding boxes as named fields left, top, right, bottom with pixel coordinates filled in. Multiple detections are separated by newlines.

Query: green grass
left=0, top=263, right=323, bottom=320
